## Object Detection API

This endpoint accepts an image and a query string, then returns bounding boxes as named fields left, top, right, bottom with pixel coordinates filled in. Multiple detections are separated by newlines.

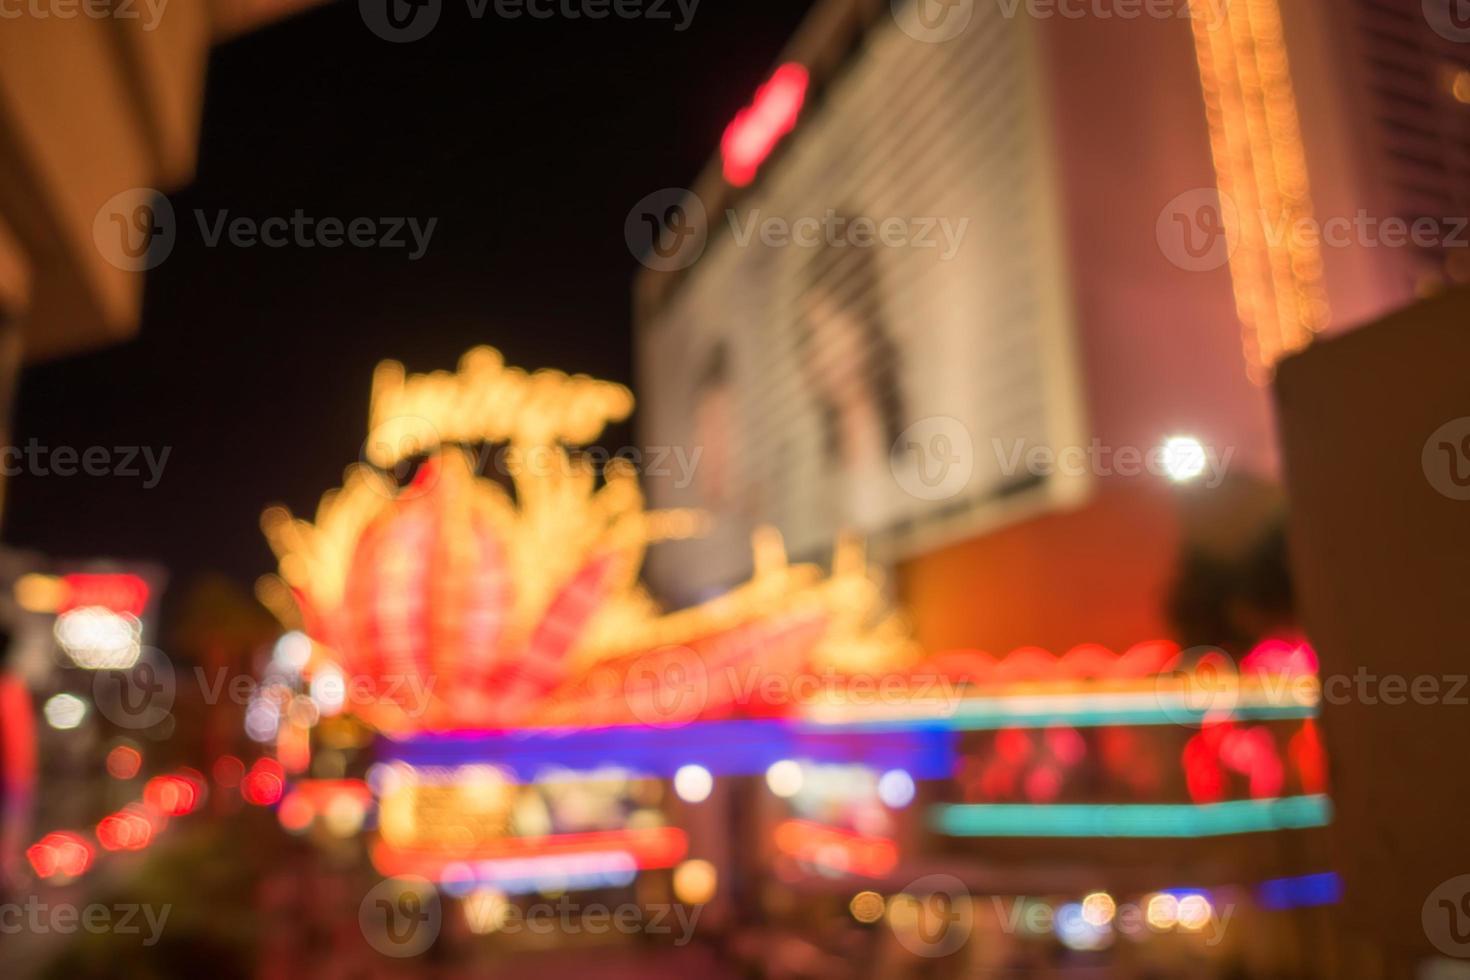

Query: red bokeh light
left=96, top=806, right=155, bottom=852
left=277, top=792, right=314, bottom=832
left=144, top=772, right=204, bottom=816
left=106, top=745, right=143, bottom=779
left=721, top=63, right=809, bottom=187
left=27, top=831, right=93, bottom=879
left=242, top=759, right=286, bottom=806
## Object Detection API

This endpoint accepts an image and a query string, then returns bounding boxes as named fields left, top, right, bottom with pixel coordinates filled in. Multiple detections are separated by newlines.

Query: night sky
left=5, top=0, right=817, bottom=594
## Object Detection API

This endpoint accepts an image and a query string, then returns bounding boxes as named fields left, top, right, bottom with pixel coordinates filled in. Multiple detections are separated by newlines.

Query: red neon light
left=1241, top=638, right=1318, bottom=677
left=26, top=831, right=93, bottom=879
left=242, top=759, right=285, bottom=806
left=96, top=805, right=155, bottom=852
left=61, top=573, right=150, bottom=616
left=144, top=772, right=205, bottom=817
left=919, top=640, right=1182, bottom=687
left=1, top=676, right=37, bottom=867
left=772, top=819, right=898, bottom=878
left=1183, top=722, right=1286, bottom=804
left=721, top=63, right=809, bottom=187
left=371, top=826, right=689, bottom=879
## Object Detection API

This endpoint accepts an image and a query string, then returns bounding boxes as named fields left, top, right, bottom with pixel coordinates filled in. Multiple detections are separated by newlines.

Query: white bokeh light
left=877, top=769, right=916, bottom=808
left=44, top=693, right=88, bottom=730
left=1162, top=435, right=1208, bottom=483
left=765, top=760, right=804, bottom=798
left=673, top=764, right=713, bottom=803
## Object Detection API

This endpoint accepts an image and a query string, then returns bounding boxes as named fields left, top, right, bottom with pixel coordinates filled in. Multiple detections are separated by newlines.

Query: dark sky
left=6, top=0, right=817, bottom=593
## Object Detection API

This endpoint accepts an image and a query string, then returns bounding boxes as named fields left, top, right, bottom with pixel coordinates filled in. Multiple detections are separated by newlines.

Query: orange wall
left=896, top=485, right=1181, bottom=657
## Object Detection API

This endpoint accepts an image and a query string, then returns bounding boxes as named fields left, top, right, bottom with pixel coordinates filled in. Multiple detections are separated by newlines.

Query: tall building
left=632, top=0, right=1466, bottom=655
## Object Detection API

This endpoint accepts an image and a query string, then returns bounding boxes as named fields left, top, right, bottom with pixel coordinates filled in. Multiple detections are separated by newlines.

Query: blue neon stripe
left=928, top=795, right=1332, bottom=838
left=379, top=718, right=955, bottom=780
left=1257, top=871, right=1342, bottom=910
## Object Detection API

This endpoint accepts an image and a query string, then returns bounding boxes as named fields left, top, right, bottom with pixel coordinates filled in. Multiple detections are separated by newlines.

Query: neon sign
left=721, top=63, right=809, bottom=187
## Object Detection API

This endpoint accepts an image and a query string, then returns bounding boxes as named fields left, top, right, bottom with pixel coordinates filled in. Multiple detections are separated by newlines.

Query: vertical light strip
left=1189, top=0, right=1330, bottom=383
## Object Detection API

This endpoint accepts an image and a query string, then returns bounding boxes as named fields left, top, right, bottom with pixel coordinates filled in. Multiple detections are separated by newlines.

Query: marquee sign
left=261, top=347, right=916, bottom=735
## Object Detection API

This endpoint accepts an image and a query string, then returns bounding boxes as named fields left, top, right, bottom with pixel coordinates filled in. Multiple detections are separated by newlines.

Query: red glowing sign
left=61, top=573, right=150, bottom=616
left=721, top=63, right=809, bottom=187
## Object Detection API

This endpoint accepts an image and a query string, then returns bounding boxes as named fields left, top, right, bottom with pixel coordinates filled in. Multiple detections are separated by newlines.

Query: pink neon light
left=1241, top=638, right=1318, bottom=677
left=721, top=63, right=809, bottom=187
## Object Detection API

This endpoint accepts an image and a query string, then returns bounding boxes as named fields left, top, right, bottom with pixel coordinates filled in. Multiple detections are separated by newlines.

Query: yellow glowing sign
left=366, top=346, right=633, bottom=467
left=261, top=347, right=919, bottom=732
left=378, top=766, right=518, bottom=850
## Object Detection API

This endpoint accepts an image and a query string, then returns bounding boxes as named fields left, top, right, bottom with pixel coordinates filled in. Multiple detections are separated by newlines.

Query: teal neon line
left=812, top=701, right=1317, bottom=734
left=928, top=795, right=1332, bottom=838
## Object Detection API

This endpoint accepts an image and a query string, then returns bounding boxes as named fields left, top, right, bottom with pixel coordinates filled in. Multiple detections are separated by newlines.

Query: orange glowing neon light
left=1187, top=0, right=1329, bottom=382
left=772, top=819, right=898, bottom=878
